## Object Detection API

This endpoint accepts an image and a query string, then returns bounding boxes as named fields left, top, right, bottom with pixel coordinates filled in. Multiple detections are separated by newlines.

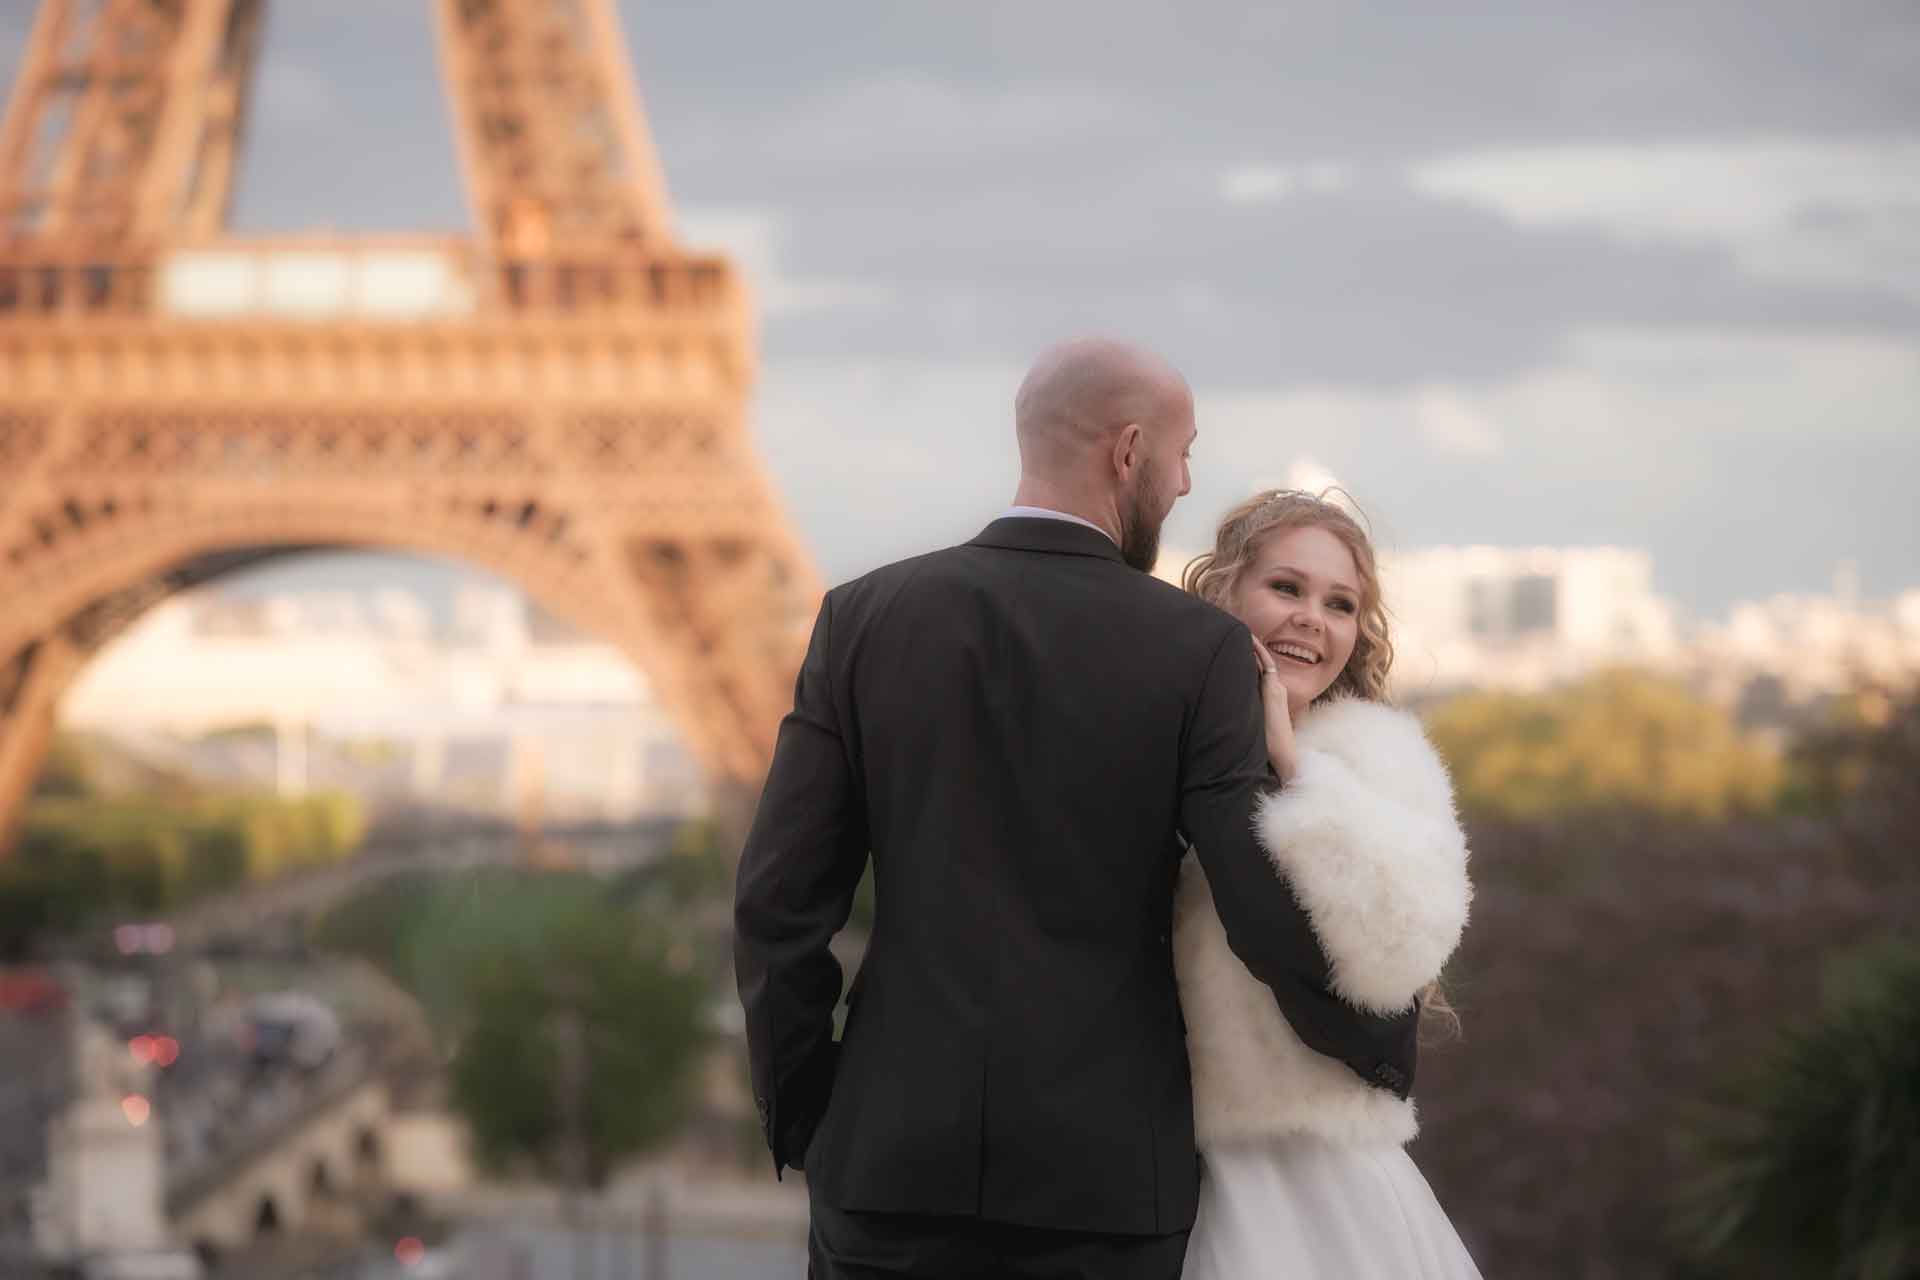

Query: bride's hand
left=1252, top=637, right=1299, bottom=783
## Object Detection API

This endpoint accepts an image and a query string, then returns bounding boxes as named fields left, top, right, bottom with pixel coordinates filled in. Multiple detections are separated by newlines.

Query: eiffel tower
left=0, top=0, right=821, bottom=848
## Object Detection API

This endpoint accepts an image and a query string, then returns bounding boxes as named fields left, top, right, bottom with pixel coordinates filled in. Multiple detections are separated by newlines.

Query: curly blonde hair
left=1181, top=488, right=1394, bottom=704
left=1183, top=488, right=1462, bottom=1040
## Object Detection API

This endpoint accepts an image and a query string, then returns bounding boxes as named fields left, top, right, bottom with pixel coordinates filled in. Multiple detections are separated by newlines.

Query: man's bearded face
left=1119, top=461, right=1166, bottom=574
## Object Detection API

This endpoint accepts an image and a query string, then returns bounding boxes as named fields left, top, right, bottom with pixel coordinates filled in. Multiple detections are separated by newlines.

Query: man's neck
left=1007, top=487, right=1120, bottom=543
left=1000, top=505, right=1118, bottom=545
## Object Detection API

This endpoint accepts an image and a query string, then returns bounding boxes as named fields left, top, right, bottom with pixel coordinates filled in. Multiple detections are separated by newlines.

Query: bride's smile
left=1234, top=524, right=1363, bottom=717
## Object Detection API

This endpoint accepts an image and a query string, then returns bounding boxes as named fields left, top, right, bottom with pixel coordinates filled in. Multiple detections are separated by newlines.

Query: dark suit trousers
left=808, top=1187, right=1191, bottom=1280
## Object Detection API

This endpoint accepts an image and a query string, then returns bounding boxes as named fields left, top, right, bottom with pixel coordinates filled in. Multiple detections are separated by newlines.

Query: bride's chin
left=1280, top=671, right=1330, bottom=711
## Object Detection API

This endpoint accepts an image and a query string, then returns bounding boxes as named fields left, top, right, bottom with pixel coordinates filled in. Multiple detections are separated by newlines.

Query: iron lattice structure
left=0, top=0, right=821, bottom=845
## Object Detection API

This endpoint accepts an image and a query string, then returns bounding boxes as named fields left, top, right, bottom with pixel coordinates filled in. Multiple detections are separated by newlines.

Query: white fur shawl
left=1175, top=697, right=1471, bottom=1148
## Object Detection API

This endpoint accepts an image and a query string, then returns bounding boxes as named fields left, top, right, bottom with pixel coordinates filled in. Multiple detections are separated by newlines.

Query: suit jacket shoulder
left=829, top=539, right=1244, bottom=676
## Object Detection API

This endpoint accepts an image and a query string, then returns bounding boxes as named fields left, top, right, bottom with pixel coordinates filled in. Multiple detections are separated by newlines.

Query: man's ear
left=1112, top=422, right=1144, bottom=478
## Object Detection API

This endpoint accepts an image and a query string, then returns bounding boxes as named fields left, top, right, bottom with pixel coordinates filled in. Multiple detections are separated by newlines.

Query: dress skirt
left=1183, top=1136, right=1484, bottom=1280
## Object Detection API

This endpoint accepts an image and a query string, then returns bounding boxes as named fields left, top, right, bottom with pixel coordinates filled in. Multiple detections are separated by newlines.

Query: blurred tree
left=0, top=829, right=107, bottom=957
left=653, top=818, right=734, bottom=908
left=1425, top=669, right=1783, bottom=820
left=310, top=870, right=440, bottom=977
left=29, top=730, right=195, bottom=800
left=1412, top=690, right=1920, bottom=1277
left=447, top=889, right=708, bottom=1188
left=1675, top=938, right=1920, bottom=1279
left=0, top=785, right=364, bottom=956
left=388, top=870, right=603, bottom=1031
left=31, top=734, right=97, bottom=799
left=1781, top=687, right=1920, bottom=840
left=316, top=863, right=720, bottom=1190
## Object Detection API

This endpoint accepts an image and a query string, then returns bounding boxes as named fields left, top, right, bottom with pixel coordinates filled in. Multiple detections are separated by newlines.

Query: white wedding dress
left=1185, top=1138, right=1483, bottom=1279
left=1173, top=698, right=1484, bottom=1279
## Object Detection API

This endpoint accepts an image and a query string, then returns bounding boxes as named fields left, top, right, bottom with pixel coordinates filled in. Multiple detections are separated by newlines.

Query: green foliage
left=316, top=869, right=576, bottom=1031
left=1408, top=689, right=1920, bottom=1276
left=217, top=791, right=369, bottom=880
left=401, top=872, right=619, bottom=1033
left=316, top=869, right=711, bottom=1188
left=654, top=819, right=734, bottom=908
left=1674, top=939, right=1920, bottom=1279
left=448, top=891, right=708, bottom=1187
left=0, top=781, right=365, bottom=954
left=308, top=869, right=441, bottom=978
left=1775, top=692, right=1885, bottom=814
left=1779, top=691, right=1920, bottom=850
left=31, top=735, right=98, bottom=799
left=1425, top=669, right=1784, bottom=821
left=0, top=829, right=109, bottom=958
left=30, top=730, right=196, bottom=799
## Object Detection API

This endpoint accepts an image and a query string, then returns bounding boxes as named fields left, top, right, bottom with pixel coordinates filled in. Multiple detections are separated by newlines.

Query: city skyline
left=49, top=534, right=1920, bottom=833
left=3, top=3, right=1915, bottom=613
left=67, top=537, right=1920, bottom=722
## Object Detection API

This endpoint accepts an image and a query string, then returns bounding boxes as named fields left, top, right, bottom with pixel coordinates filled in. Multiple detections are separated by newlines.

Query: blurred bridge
left=27, top=1000, right=398, bottom=1274
left=20, top=813, right=678, bottom=1273
left=164, top=1047, right=391, bottom=1262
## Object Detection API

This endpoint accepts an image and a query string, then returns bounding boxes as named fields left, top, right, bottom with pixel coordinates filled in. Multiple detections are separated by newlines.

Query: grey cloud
left=1365, top=411, right=1920, bottom=610
left=742, top=175, right=1918, bottom=388
left=753, top=343, right=1920, bottom=612
left=620, top=6, right=1920, bottom=389
left=629, top=0, right=1920, bottom=163
left=0, top=6, right=467, bottom=233
left=750, top=359, right=1025, bottom=581
left=0, top=22, right=21, bottom=84
left=230, top=4, right=466, bottom=233
left=1164, top=330, right=1920, bottom=609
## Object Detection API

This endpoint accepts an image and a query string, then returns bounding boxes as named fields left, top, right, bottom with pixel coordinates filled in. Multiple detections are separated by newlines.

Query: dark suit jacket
left=733, top=517, right=1418, bottom=1236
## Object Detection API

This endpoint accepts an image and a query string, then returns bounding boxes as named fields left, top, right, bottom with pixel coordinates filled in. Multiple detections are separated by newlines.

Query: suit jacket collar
left=970, top=516, right=1127, bottom=565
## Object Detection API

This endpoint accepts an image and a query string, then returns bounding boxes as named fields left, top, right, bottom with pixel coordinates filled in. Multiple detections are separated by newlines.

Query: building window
left=1510, top=575, right=1558, bottom=635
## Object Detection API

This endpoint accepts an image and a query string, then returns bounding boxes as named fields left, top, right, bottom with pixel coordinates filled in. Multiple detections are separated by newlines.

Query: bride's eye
left=1269, top=580, right=1298, bottom=596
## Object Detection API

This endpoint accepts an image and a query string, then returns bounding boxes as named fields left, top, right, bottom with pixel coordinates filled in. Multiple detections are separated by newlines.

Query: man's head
left=1012, top=338, right=1195, bottom=573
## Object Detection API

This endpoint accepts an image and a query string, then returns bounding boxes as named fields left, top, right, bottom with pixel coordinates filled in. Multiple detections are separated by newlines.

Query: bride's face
left=1232, top=525, right=1362, bottom=717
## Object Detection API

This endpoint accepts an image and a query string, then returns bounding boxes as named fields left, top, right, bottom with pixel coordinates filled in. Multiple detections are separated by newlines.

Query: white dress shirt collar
left=997, top=505, right=1117, bottom=546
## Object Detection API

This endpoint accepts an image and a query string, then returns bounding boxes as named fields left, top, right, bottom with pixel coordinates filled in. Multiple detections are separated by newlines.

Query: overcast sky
left=3, top=2, right=1916, bottom=614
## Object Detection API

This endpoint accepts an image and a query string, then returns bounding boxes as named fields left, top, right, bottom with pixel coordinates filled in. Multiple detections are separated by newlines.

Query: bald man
left=735, top=338, right=1418, bottom=1278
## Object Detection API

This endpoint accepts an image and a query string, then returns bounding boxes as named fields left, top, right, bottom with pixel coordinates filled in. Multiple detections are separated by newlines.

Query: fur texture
left=1176, top=697, right=1471, bottom=1149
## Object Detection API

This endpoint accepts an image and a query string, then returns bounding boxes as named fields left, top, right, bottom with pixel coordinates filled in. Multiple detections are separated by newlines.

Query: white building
left=1380, top=546, right=1681, bottom=698
left=61, top=582, right=706, bottom=822
left=1689, top=583, right=1920, bottom=705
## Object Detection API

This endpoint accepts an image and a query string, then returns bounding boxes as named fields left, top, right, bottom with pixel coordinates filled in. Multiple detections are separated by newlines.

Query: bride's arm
left=1180, top=627, right=1420, bottom=1094
left=1254, top=700, right=1472, bottom=1016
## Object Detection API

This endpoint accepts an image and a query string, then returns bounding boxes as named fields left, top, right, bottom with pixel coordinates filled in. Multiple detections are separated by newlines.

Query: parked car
left=244, top=991, right=342, bottom=1071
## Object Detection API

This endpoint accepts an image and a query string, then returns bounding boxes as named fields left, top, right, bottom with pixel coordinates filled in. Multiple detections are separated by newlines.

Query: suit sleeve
left=1178, top=625, right=1421, bottom=1098
left=733, top=593, right=868, bottom=1173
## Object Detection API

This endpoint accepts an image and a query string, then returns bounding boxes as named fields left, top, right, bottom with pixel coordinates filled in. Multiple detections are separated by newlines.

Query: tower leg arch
left=0, top=507, right=815, bottom=853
